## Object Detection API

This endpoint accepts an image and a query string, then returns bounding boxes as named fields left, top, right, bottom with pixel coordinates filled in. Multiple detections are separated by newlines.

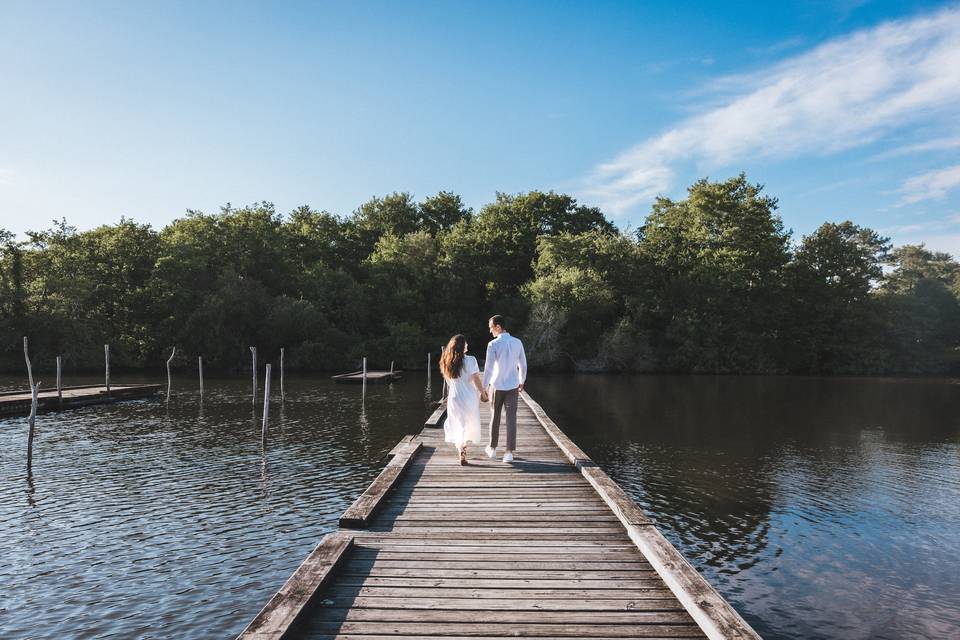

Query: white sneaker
left=503, top=451, right=514, bottom=463
left=485, top=446, right=496, bottom=459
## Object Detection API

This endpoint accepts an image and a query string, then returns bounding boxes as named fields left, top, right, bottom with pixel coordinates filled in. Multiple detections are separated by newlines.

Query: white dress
left=444, top=355, right=482, bottom=448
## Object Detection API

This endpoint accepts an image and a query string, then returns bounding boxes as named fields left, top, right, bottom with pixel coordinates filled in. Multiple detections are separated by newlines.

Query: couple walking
left=439, top=315, right=527, bottom=466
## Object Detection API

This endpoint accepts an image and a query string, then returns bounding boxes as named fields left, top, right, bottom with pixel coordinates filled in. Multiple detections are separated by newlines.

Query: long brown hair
left=440, top=334, right=467, bottom=379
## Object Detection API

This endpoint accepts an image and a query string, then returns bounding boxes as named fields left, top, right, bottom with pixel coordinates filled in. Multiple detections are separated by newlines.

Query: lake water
left=1, top=373, right=958, bottom=639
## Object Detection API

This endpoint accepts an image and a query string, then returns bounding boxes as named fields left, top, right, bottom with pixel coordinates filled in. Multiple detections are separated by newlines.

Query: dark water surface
left=2, top=373, right=959, bottom=639
left=532, top=374, right=960, bottom=640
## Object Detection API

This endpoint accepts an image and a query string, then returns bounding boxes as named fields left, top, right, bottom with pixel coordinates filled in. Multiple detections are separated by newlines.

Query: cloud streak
left=898, top=164, right=960, bottom=205
left=581, top=6, right=960, bottom=215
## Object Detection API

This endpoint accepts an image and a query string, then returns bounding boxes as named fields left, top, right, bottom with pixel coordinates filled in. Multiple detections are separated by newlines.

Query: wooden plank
left=236, top=532, right=353, bottom=639
left=321, top=586, right=678, bottom=600
left=315, top=596, right=686, bottom=611
left=386, top=436, right=414, bottom=459
left=424, top=402, right=446, bottom=428
left=304, top=622, right=707, bottom=637
left=313, top=608, right=695, bottom=623
left=581, top=467, right=652, bottom=526
left=519, top=391, right=593, bottom=467
left=625, top=524, right=761, bottom=640
left=340, top=441, right=422, bottom=528
left=329, top=577, right=671, bottom=589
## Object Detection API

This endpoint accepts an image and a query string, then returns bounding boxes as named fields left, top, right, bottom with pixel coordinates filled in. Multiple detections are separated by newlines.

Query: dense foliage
left=2, top=175, right=958, bottom=375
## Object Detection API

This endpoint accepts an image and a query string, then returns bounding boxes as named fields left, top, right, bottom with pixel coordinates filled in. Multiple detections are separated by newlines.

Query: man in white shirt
left=482, top=314, right=527, bottom=463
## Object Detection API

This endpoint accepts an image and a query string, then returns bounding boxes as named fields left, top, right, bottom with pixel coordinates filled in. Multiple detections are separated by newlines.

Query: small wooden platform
left=0, top=383, right=162, bottom=418
left=331, top=371, right=402, bottom=384
left=238, top=393, right=761, bottom=640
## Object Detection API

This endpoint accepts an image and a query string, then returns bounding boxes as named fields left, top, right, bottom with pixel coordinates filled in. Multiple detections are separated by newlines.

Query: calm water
left=2, top=373, right=958, bottom=639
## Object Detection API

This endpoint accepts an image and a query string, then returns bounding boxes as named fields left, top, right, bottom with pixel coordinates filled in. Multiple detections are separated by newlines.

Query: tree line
left=1, top=174, right=958, bottom=376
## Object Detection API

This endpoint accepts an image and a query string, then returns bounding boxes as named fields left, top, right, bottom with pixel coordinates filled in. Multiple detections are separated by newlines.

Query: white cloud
left=898, top=164, right=960, bottom=205
left=0, top=168, right=14, bottom=187
left=581, top=6, right=960, bottom=215
left=883, top=212, right=960, bottom=234
left=874, top=135, right=960, bottom=159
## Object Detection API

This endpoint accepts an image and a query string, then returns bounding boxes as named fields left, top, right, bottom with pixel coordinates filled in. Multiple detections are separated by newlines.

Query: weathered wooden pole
left=23, top=337, right=33, bottom=391
left=280, top=347, right=285, bottom=402
left=198, top=356, right=204, bottom=399
left=56, top=356, right=62, bottom=408
left=26, top=381, right=40, bottom=473
left=427, top=352, right=431, bottom=386
left=250, top=347, right=258, bottom=404
left=390, top=360, right=394, bottom=375
left=262, top=364, right=271, bottom=445
left=166, top=347, right=176, bottom=401
left=104, top=344, right=111, bottom=394
left=440, top=346, right=447, bottom=401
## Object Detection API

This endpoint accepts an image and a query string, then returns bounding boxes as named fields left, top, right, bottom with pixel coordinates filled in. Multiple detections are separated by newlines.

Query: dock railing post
left=198, top=355, right=204, bottom=399
left=23, top=336, right=34, bottom=391
left=166, top=347, right=176, bottom=402
left=104, top=344, right=110, bottom=395
left=262, top=363, right=271, bottom=445
left=56, top=356, right=62, bottom=408
left=280, top=347, right=285, bottom=402
left=26, top=381, right=40, bottom=474
left=250, top=347, right=258, bottom=404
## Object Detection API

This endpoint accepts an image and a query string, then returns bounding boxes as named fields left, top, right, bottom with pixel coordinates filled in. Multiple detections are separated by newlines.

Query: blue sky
left=1, top=0, right=958, bottom=254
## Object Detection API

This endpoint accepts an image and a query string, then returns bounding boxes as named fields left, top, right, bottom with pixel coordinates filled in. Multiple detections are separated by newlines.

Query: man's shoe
left=485, top=446, right=496, bottom=459
left=502, top=451, right=514, bottom=463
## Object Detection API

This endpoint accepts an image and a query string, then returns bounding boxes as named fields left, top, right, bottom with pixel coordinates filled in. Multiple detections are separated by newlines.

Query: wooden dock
left=238, top=392, right=761, bottom=640
left=0, top=383, right=162, bottom=418
left=332, top=371, right=403, bottom=384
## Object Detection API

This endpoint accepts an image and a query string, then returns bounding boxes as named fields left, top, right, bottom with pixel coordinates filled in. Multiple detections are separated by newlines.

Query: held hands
left=480, top=390, right=489, bottom=403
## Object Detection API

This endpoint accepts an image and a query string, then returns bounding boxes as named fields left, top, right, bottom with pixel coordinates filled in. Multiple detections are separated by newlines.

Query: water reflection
left=530, top=374, right=960, bottom=640
left=0, top=374, right=433, bottom=639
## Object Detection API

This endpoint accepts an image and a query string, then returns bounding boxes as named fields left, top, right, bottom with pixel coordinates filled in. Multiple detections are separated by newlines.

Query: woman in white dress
left=440, top=334, right=488, bottom=465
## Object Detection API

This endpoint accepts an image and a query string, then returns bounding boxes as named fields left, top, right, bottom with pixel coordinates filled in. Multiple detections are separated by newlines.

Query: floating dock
left=238, top=392, right=761, bottom=639
left=331, top=371, right=402, bottom=384
left=0, top=383, right=162, bottom=418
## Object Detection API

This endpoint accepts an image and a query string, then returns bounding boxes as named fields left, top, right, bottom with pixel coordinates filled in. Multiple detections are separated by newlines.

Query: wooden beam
left=339, top=440, right=422, bottom=528
left=424, top=402, right=446, bottom=428
left=235, top=532, right=353, bottom=639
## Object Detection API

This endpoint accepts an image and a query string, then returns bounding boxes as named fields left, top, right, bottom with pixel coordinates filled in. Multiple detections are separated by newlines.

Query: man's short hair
left=489, top=315, right=505, bottom=329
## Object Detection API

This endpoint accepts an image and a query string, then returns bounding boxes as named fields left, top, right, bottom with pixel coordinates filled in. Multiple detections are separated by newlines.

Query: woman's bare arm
left=472, top=372, right=488, bottom=401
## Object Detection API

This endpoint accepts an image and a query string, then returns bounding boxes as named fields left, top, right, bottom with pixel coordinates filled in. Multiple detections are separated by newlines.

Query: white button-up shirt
left=482, top=332, right=527, bottom=391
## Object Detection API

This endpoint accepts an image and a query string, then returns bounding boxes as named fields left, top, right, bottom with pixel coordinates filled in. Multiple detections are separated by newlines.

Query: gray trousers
left=488, top=387, right=518, bottom=451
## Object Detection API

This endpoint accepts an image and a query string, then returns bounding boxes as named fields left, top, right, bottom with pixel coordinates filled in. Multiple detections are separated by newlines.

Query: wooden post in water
left=390, top=360, right=394, bottom=375
left=280, top=347, right=285, bottom=402
left=23, top=337, right=33, bottom=391
left=198, top=356, right=204, bottom=399
left=104, top=344, right=111, bottom=394
left=166, top=347, right=176, bottom=401
left=250, top=347, right=258, bottom=404
left=56, top=356, right=62, bottom=408
left=426, top=352, right=431, bottom=386
left=362, top=357, right=367, bottom=393
left=440, top=346, right=447, bottom=401
left=26, top=381, right=40, bottom=474
left=262, top=364, right=271, bottom=445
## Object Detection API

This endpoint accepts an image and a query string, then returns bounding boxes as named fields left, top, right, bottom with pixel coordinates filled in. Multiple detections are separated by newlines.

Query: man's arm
left=482, top=341, right=495, bottom=388
left=517, top=341, right=527, bottom=392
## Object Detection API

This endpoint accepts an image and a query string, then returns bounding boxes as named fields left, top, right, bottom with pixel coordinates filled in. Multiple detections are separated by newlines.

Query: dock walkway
left=0, top=383, right=161, bottom=417
left=239, top=393, right=760, bottom=639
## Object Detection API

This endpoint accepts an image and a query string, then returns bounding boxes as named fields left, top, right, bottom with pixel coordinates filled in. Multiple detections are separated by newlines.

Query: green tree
left=636, top=174, right=791, bottom=372
left=785, top=221, right=891, bottom=372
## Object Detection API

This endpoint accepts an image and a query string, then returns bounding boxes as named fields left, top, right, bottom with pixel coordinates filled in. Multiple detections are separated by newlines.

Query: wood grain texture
left=239, top=392, right=760, bottom=640
left=236, top=533, right=353, bottom=639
